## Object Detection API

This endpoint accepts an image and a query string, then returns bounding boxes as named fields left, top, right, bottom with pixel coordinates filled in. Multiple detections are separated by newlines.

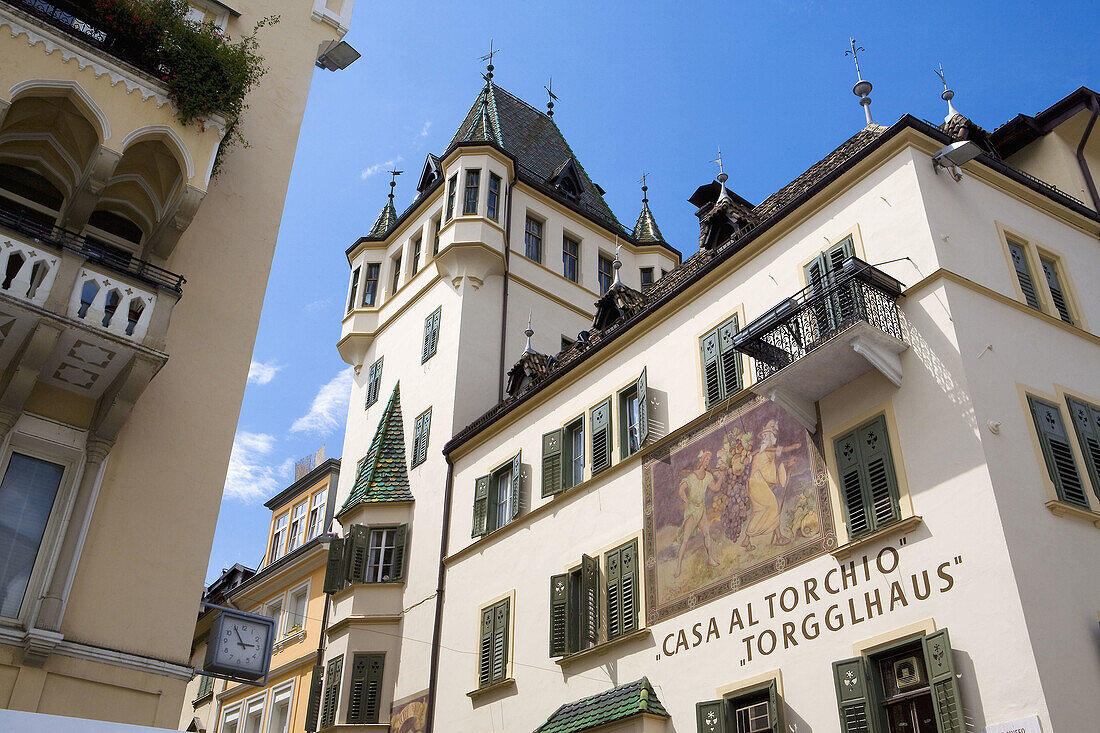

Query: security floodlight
left=316, top=40, right=360, bottom=71
left=932, top=140, right=982, bottom=181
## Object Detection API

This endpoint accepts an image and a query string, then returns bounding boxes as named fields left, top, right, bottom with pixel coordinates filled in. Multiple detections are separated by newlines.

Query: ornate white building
left=321, top=77, right=1100, bottom=733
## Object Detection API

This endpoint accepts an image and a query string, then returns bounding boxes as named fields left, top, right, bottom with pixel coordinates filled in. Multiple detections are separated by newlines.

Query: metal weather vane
left=846, top=38, right=866, bottom=81
left=544, top=77, right=558, bottom=117
left=480, top=39, right=500, bottom=81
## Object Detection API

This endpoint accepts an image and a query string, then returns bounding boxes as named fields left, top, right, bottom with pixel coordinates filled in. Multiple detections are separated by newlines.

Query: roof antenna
left=935, top=64, right=959, bottom=123
left=612, top=237, right=623, bottom=287
left=480, top=39, right=500, bottom=82
left=387, top=169, right=403, bottom=200
left=523, top=311, right=535, bottom=354
left=544, top=77, right=558, bottom=118
left=846, top=38, right=874, bottom=125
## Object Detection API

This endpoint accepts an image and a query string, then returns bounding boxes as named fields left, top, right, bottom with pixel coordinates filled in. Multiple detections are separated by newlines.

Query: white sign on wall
left=983, top=715, right=1042, bottom=733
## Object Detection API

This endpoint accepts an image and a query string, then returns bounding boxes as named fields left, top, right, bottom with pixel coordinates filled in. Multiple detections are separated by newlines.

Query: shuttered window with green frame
left=304, top=664, right=324, bottom=731
left=411, top=407, right=431, bottom=467
left=548, top=554, right=599, bottom=658
left=1066, top=396, right=1100, bottom=504
left=700, top=316, right=743, bottom=409
left=1029, top=396, right=1089, bottom=508
left=605, top=540, right=639, bottom=641
left=696, top=678, right=781, bottom=733
left=591, top=398, right=613, bottom=475
left=1007, top=240, right=1041, bottom=310
left=478, top=598, right=510, bottom=687
left=619, top=368, right=650, bottom=459
left=422, top=307, right=441, bottom=363
left=471, top=452, right=522, bottom=538
left=832, top=415, right=901, bottom=539
left=365, top=357, right=383, bottom=409
left=347, top=653, right=384, bottom=724
left=319, top=655, right=343, bottom=729
left=1039, top=255, right=1073, bottom=324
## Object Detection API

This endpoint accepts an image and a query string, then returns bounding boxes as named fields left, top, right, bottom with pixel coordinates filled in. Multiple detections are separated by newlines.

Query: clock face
left=214, top=615, right=270, bottom=674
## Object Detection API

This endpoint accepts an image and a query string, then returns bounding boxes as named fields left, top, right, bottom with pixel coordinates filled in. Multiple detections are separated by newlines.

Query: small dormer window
left=549, top=158, right=585, bottom=202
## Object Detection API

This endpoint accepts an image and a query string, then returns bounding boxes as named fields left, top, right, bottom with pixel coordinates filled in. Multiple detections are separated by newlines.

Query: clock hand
left=234, top=627, right=244, bottom=643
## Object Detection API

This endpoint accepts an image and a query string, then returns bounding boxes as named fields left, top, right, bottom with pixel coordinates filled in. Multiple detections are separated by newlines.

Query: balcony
left=732, top=258, right=907, bottom=432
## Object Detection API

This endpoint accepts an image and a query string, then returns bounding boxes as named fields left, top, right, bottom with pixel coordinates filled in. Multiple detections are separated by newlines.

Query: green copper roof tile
left=534, top=678, right=669, bottom=733
left=340, top=383, right=412, bottom=512
left=367, top=197, right=399, bottom=238
left=632, top=198, right=665, bottom=244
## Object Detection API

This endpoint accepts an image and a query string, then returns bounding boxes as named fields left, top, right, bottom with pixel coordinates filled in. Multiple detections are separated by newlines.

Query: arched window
left=87, top=210, right=143, bottom=245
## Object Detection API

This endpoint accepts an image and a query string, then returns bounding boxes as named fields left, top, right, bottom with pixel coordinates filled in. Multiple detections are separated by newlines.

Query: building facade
left=0, top=0, right=354, bottom=726
left=323, top=79, right=1100, bottom=733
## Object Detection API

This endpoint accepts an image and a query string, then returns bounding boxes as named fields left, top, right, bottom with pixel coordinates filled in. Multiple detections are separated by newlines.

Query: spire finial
left=710, top=147, right=726, bottom=181
left=480, top=39, right=500, bottom=81
left=935, top=64, right=960, bottom=122
left=846, top=38, right=874, bottom=125
left=387, top=169, right=403, bottom=200
left=638, top=172, right=648, bottom=202
left=544, top=77, right=558, bottom=118
left=612, top=237, right=622, bottom=286
left=523, top=310, right=535, bottom=353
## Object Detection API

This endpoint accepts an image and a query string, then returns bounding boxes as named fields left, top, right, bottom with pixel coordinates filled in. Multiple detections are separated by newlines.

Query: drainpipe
left=424, top=454, right=455, bottom=733
left=497, top=178, right=515, bottom=402
left=1075, top=96, right=1100, bottom=212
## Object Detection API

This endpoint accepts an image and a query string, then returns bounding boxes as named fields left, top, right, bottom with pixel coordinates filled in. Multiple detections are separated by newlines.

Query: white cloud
left=420, top=121, right=432, bottom=137
left=223, top=431, right=291, bottom=503
left=247, top=359, right=283, bottom=385
left=360, top=156, right=403, bottom=180
left=291, top=369, right=353, bottom=436
left=305, top=298, right=332, bottom=313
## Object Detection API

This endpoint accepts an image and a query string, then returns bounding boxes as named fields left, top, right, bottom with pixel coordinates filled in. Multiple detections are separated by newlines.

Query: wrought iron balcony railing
left=6, top=0, right=167, bottom=78
left=0, top=203, right=185, bottom=293
left=733, top=257, right=904, bottom=382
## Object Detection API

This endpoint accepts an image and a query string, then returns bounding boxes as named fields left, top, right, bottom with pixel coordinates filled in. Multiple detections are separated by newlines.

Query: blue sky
left=205, top=0, right=1100, bottom=581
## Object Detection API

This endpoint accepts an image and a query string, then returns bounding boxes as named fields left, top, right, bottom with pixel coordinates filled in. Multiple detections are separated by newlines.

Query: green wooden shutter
left=471, top=475, right=490, bottom=537
left=324, top=537, right=348, bottom=594
left=549, top=573, right=569, bottom=657
left=606, top=545, right=622, bottom=640
left=922, top=629, right=963, bottom=733
left=391, top=524, right=408, bottom=581
left=826, top=237, right=855, bottom=272
left=1066, top=396, right=1100, bottom=502
left=696, top=700, right=728, bottom=733
left=510, top=451, right=522, bottom=520
left=347, top=653, right=384, bottom=724
left=1029, top=396, right=1089, bottom=507
left=636, top=368, right=649, bottom=445
left=718, top=317, right=742, bottom=397
left=1008, top=242, right=1041, bottom=310
left=834, top=429, right=872, bottom=537
left=591, top=399, right=612, bottom=474
left=492, top=600, right=509, bottom=683
left=305, top=664, right=324, bottom=732
left=478, top=605, right=494, bottom=686
left=580, top=554, right=600, bottom=648
left=766, top=678, right=781, bottom=733
left=1040, top=256, right=1072, bottom=323
left=347, top=524, right=370, bottom=583
left=619, top=541, right=639, bottom=636
left=422, top=309, right=441, bottom=362
left=320, top=656, right=343, bottom=729
left=412, top=409, right=431, bottom=467
left=856, top=416, right=901, bottom=530
left=542, top=428, right=565, bottom=498
left=366, top=358, right=383, bottom=408
left=805, top=253, right=836, bottom=335
left=700, top=328, right=722, bottom=408
left=832, top=656, right=878, bottom=733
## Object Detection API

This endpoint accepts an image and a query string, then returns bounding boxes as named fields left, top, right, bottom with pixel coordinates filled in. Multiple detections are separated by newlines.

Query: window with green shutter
left=541, top=428, right=565, bottom=498
left=1066, top=396, right=1100, bottom=503
left=605, top=540, right=639, bottom=641
left=478, top=598, right=510, bottom=687
left=347, top=653, right=385, bottom=724
left=365, top=357, right=383, bottom=409
left=591, top=398, right=613, bottom=475
left=305, top=664, right=324, bottom=732
left=547, top=555, right=600, bottom=658
left=701, top=316, right=744, bottom=409
left=1039, top=255, right=1073, bottom=324
left=832, top=629, right=963, bottom=733
left=422, top=307, right=441, bottom=363
left=323, top=537, right=348, bottom=594
left=471, top=453, right=522, bottom=538
left=1007, top=240, right=1041, bottom=310
left=697, top=679, right=781, bottom=733
left=412, top=407, right=432, bottom=467
left=833, top=415, right=902, bottom=539
left=1029, top=396, right=1089, bottom=508
left=195, top=674, right=214, bottom=700
left=619, top=369, right=649, bottom=459
left=319, top=655, right=343, bottom=729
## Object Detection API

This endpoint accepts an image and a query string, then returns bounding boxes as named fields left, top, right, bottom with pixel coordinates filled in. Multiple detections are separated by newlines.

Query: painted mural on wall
left=642, top=396, right=833, bottom=624
left=389, top=690, right=429, bottom=733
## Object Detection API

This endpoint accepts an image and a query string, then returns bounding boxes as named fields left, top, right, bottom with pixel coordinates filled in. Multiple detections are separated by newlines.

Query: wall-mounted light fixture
left=932, top=140, right=982, bottom=181
left=316, top=40, right=361, bottom=71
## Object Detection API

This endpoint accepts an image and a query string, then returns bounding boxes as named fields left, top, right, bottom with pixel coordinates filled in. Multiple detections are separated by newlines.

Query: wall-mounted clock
left=203, top=608, right=275, bottom=683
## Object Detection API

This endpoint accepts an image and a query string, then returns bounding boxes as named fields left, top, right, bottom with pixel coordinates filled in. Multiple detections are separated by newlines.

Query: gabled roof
left=449, top=82, right=624, bottom=233
left=991, top=86, right=1100, bottom=157
left=367, top=196, right=399, bottom=239
left=505, top=350, right=554, bottom=397
left=592, top=279, right=647, bottom=333
left=417, top=153, right=443, bottom=193
left=534, top=677, right=669, bottom=733
left=632, top=198, right=665, bottom=244
left=341, top=384, right=412, bottom=512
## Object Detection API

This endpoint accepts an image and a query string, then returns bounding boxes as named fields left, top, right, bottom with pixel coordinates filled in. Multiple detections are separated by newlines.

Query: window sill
left=272, top=627, right=306, bottom=654
left=831, top=516, right=923, bottom=561
left=555, top=628, right=652, bottom=668
left=466, top=677, right=515, bottom=699
left=1045, top=499, right=1100, bottom=528
left=191, top=691, right=213, bottom=707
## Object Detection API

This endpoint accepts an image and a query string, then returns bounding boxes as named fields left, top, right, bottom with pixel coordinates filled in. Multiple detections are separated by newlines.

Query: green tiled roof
left=367, top=196, right=399, bottom=239
left=632, top=198, right=665, bottom=244
left=534, top=678, right=669, bottom=733
left=340, top=383, right=412, bottom=512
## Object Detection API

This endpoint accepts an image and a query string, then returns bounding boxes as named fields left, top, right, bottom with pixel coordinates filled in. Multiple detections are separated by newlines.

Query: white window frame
left=263, top=594, right=284, bottom=634
left=307, top=489, right=327, bottom=539
left=219, top=702, right=243, bottom=733
left=241, top=690, right=267, bottom=733
left=283, top=579, right=309, bottom=636
left=287, top=501, right=307, bottom=553
left=270, top=512, right=288, bottom=563
left=0, top=419, right=86, bottom=628
left=265, top=680, right=295, bottom=733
